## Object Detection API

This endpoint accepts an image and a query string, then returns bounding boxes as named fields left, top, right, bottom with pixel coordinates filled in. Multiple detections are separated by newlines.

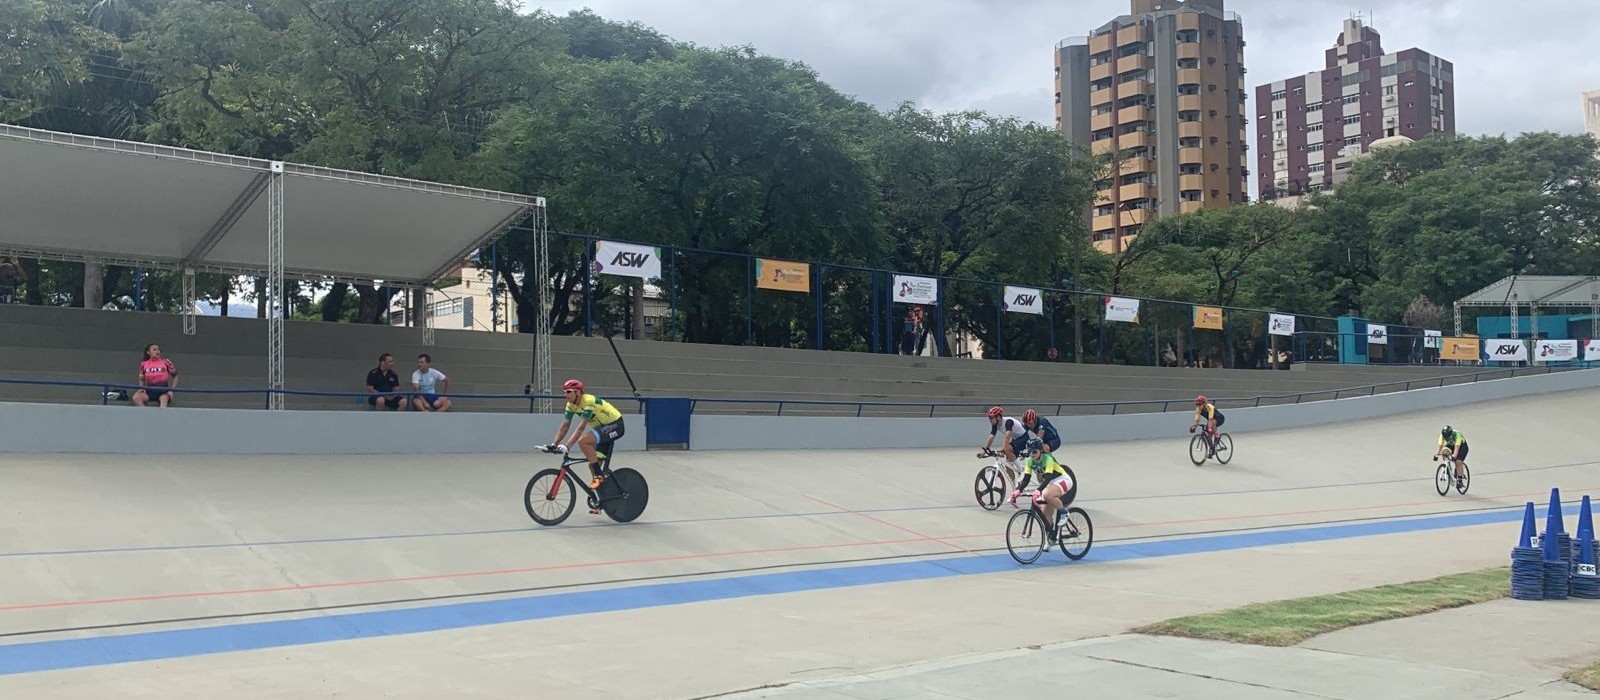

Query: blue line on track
left=0, top=504, right=1540, bottom=677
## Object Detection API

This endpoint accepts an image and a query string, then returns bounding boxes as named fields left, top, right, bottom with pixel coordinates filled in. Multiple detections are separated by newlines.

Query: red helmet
left=1194, top=395, right=1207, bottom=406
left=1022, top=409, right=1038, bottom=424
left=563, top=379, right=584, bottom=393
left=987, top=406, right=1003, bottom=418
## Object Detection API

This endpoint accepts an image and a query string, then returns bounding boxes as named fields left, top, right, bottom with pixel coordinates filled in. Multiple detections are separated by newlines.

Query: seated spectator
left=411, top=353, right=453, bottom=412
left=0, top=255, right=21, bottom=303
left=365, top=353, right=405, bottom=410
left=131, top=343, right=178, bottom=407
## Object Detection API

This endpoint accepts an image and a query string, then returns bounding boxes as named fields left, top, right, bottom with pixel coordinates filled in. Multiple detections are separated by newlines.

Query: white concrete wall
left=0, top=402, right=644, bottom=455
left=690, top=368, right=1600, bottom=450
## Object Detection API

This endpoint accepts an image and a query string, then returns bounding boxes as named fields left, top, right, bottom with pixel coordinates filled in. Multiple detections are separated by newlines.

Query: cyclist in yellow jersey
left=1436, top=425, right=1468, bottom=487
left=1189, top=395, right=1225, bottom=454
left=1014, top=436, right=1076, bottom=541
left=547, top=379, right=627, bottom=492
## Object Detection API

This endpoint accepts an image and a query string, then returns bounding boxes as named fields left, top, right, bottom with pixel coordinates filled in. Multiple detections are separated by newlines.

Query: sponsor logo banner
left=1440, top=337, right=1480, bottom=361
left=1003, top=286, right=1043, bottom=315
left=1587, top=339, right=1600, bottom=360
left=1193, top=305, right=1223, bottom=330
left=893, top=275, right=938, bottom=305
left=1366, top=323, right=1388, bottom=345
left=755, top=258, right=811, bottom=293
left=1424, top=330, right=1442, bottom=349
left=1536, top=339, right=1579, bottom=362
left=1268, top=313, right=1296, bottom=337
left=593, top=240, right=662, bottom=280
left=1485, top=338, right=1527, bottom=362
left=1104, top=296, right=1140, bottom=323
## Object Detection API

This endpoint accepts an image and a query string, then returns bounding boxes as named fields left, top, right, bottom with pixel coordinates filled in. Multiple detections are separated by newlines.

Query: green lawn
left=1565, top=660, right=1600, bottom=691
left=1134, top=567, right=1509, bottom=646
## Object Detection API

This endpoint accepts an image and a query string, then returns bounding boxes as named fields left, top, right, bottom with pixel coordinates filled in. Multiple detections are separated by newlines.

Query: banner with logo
left=593, top=240, right=662, bottom=280
left=1193, top=306, right=1223, bottom=330
left=1440, top=337, right=1480, bottom=361
left=1536, top=339, right=1579, bottom=362
left=1366, top=323, right=1388, bottom=345
left=1485, top=339, right=1527, bottom=362
left=755, top=258, right=810, bottom=293
left=1104, top=296, right=1140, bottom=323
left=1268, top=313, right=1296, bottom=337
left=1424, top=330, right=1442, bottom=349
left=1587, top=339, right=1600, bottom=360
left=893, top=275, right=938, bottom=305
left=1003, top=286, right=1044, bottom=315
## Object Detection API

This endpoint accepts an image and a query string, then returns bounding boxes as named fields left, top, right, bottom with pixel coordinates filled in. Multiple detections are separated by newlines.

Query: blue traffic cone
left=1519, top=501, right=1537, bottom=549
left=1548, top=487, right=1566, bottom=536
left=1579, top=496, right=1594, bottom=544
left=1581, top=536, right=1597, bottom=575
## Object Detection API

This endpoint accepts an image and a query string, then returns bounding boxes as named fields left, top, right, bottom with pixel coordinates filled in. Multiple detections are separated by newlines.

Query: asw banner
left=593, top=240, right=662, bottom=280
left=1588, top=339, right=1600, bottom=360
left=893, top=275, right=938, bottom=305
left=1366, top=323, right=1388, bottom=345
left=1440, top=337, right=1480, bottom=361
left=1003, top=286, right=1044, bottom=315
left=1104, top=296, right=1140, bottom=323
left=1424, top=330, right=1442, bottom=349
left=1536, top=339, right=1579, bottom=362
left=1485, top=339, right=1527, bottom=362
left=1193, top=306, right=1223, bottom=330
left=755, top=258, right=810, bottom=293
left=1268, top=313, right=1295, bottom=337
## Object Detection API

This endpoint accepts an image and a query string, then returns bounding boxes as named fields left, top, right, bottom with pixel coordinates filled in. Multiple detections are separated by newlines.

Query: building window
left=1309, top=163, right=1325, bottom=173
left=1273, top=110, right=1285, bottom=119
left=1306, top=102, right=1322, bottom=112
left=1383, top=85, right=1396, bottom=95
left=1309, top=143, right=1323, bottom=152
left=1341, top=94, right=1360, bottom=105
left=1307, top=123, right=1324, bottom=132
left=1271, top=90, right=1286, bottom=101
left=1178, top=57, right=1198, bottom=69
left=1342, top=115, right=1360, bottom=125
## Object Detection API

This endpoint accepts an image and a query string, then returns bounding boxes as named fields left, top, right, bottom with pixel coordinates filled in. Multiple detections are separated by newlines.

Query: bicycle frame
left=545, top=450, right=616, bottom=502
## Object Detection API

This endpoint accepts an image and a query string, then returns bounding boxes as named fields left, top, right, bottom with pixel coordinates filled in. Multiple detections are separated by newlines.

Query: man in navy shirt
left=366, top=353, right=404, bottom=410
left=1022, top=409, right=1061, bottom=453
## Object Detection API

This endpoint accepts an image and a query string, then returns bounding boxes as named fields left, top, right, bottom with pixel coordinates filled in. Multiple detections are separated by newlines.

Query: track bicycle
left=1433, top=454, right=1470, bottom=496
left=1188, top=426, right=1233, bottom=466
left=525, top=445, right=649, bottom=526
left=974, top=448, right=1032, bottom=510
left=1005, top=489, right=1093, bottom=565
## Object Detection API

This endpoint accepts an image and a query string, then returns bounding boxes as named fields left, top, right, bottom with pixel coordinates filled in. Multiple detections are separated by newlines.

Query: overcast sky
left=531, top=0, right=1600, bottom=139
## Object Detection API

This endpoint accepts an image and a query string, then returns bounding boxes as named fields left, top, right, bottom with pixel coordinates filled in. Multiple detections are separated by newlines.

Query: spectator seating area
left=0, top=303, right=1486, bottom=416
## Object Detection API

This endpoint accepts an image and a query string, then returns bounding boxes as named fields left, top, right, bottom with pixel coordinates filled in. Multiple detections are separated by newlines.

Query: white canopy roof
left=1455, top=275, right=1600, bottom=307
left=0, top=123, right=541, bottom=285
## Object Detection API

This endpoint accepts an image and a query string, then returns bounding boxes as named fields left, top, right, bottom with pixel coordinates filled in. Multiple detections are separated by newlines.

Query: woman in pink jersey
left=132, top=343, right=179, bottom=407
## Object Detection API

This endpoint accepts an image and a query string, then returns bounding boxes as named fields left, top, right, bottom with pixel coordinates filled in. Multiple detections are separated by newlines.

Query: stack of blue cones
left=1572, top=496, right=1600, bottom=599
left=1511, top=501, right=1544, bottom=600
left=1543, top=489, right=1570, bottom=600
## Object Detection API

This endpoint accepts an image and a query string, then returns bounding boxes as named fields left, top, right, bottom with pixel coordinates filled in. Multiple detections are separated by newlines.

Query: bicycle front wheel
left=974, top=466, right=1007, bottom=510
left=1434, top=463, right=1451, bottom=496
left=1058, top=507, right=1094, bottom=560
left=1189, top=434, right=1209, bottom=465
left=1214, top=434, right=1234, bottom=464
left=1006, top=509, right=1047, bottom=565
left=525, top=468, right=577, bottom=526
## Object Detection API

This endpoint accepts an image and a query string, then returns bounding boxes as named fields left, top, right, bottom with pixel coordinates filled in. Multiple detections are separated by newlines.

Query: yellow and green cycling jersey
left=1024, top=452, right=1068, bottom=480
left=563, top=393, right=622, bottom=428
left=1439, top=430, right=1466, bottom=448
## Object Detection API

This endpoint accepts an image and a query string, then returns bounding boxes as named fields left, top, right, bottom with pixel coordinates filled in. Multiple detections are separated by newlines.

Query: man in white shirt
left=410, top=353, right=454, bottom=412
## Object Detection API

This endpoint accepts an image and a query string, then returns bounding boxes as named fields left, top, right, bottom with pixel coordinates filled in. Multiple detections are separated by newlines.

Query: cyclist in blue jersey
left=1022, top=409, right=1061, bottom=453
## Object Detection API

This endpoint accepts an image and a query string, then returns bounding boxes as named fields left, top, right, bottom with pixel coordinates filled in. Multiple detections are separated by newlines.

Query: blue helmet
left=1026, top=436, right=1045, bottom=453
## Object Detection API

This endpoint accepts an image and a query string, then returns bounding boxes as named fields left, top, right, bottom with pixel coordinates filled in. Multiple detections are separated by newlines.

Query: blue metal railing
left=0, top=363, right=1589, bottom=417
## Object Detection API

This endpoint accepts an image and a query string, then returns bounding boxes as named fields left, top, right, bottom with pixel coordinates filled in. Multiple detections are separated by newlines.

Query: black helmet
left=1441, top=425, right=1453, bottom=437
left=1026, top=436, right=1045, bottom=453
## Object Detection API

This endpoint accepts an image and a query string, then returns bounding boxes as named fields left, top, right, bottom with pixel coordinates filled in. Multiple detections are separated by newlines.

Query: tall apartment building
left=1254, top=19, right=1454, bottom=203
left=1055, top=0, right=1248, bottom=254
left=1584, top=89, right=1600, bottom=140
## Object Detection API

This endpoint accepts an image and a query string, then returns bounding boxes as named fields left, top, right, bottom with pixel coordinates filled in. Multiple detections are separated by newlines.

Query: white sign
left=1003, top=286, right=1044, bottom=316
left=1485, top=339, right=1527, bottom=362
left=1268, top=313, right=1296, bottom=337
left=1424, top=330, right=1442, bottom=349
left=1366, top=323, right=1388, bottom=345
left=1536, top=339, right=1579, bottom=362
left=593, top=240, right=662, bottom=280
left=893, top=275, right=938, bottom=305
left=1586, top=339, right=1600, bottom=360
left=1104, top=296, right=1140, bottom=323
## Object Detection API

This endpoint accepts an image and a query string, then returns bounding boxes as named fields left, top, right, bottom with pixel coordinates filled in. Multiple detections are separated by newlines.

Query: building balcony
left=1178, top=68, right=1202, bottom=86
left=1091, top=111, right=1115, bottom=132
left=1116, top=23, right=1147, bottom=46
left=1180, top=173, right=1205, bottom=191
left=1178, top=147, right=1204, bottom=164
left=1117, top=156, right=1153, bottom=175
left=1089, top=32, right=1113, bottom=54
left=1177, top=94, right=1202, bottom=112
left=1119, top=182, right=1152, bottom=201
left=1117, top=104, right=1150, bottom=124
left=1090, top=61, right=1113, bottom=82
left=1177, top=42, right=1200, bottom=60
left=1177, top=12, right=1200, bottom=30
left=1116, top=131, right=1149, bottom=150
left=1180, top=200, right=1204, bottom=213
left=1178, top=121, right=1204, bottom=139
left=1120, top=208, right=1149, bottom=227
left=1090, top=86, right=1114, bottom=107
left=1092, top=213, right=1117, bottom=231
left=1091, top=138, right=1118, bottom=156
left=1115, top=53, right=1149, bottom=75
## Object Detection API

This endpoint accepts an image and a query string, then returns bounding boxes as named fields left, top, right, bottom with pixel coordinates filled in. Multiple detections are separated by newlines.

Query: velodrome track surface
left=1, top=388, right=1597, bottom=698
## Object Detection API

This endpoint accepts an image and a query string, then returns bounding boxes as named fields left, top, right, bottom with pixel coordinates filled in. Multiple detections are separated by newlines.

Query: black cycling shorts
left=592, top=417, right=626, bottom=447
left=1446, top=442, right=1468, bottom=461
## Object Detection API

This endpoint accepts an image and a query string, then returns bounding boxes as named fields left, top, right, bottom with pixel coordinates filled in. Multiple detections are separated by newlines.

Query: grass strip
left=1564, top=660, right=1600, bottom=691
left=1134, top=566, right=1509, bottom=646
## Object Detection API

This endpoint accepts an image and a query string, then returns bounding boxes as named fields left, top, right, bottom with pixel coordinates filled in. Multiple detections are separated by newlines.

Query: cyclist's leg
left=577, top=428, right=603, bottom=486
left=1455, top=443, right=1468, bottom=479
left=1040, top=476, right=1066, bottom=534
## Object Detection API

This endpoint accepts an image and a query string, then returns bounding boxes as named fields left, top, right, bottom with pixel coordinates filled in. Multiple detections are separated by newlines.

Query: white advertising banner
left=1268, top=313, right=1296, bottom=337
left=1485, top=339, right=1527, bottom=362
left=893, top=275, right=938, bottom=305
left=1424, top=330, right=1442, bottom=349
left=593, top=240, right=662, bottom=280
left=1104, top=296, right=1140, bottom=323
left=1587, top=339, right=1600, bottom=360
left=1002, top=286, right=1044, bottom=315
left=1366, top=323, right=1388, bottom=345
left=1536, top=339, right=1580, bottom=362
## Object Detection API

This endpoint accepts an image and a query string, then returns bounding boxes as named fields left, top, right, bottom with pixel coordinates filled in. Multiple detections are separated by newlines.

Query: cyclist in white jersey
left=978, top=406, right=1030, bottom=465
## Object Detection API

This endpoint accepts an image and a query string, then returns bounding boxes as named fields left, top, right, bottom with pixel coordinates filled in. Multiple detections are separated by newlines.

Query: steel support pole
left=181, top=267, right=196, bottom=336
left=533, top=204, right=552, bottom=412
left=266, top=161, right=285, bottom=410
